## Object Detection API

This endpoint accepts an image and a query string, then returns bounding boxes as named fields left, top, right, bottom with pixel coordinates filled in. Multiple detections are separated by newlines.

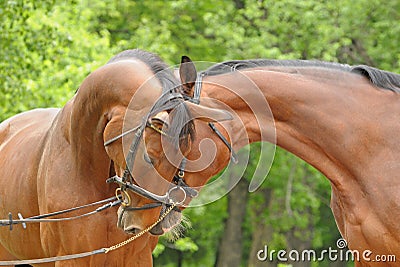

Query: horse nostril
left=124, top=227, right=141, bottom=235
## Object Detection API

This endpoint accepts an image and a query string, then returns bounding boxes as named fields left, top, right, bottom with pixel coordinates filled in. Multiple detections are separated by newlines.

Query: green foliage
left=0, top=0, right=111, bottom=120
left=153, top=237, right=199, bottom=260
left=1, top=0, right=399, bottom=266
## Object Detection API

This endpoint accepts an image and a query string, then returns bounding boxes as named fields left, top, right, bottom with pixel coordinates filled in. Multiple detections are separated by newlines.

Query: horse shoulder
left=0, top=108, right=60, bottom=261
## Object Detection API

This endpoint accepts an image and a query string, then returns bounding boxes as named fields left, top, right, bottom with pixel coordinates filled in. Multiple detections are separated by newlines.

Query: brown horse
left=0, top=49, right=231, bottom=266
left=143, top=57, right=400, bottom=266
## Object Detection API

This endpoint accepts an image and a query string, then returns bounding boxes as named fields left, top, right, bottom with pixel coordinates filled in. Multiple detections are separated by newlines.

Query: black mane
left=351, top=65, right=400, bottom=93
left=204, top=59, right=400, bottom=93
left=108, top=49, right=170, bottom=77
left=107, top=49, right=179, bottom=95
left=108, top=49, right=195, bottom=148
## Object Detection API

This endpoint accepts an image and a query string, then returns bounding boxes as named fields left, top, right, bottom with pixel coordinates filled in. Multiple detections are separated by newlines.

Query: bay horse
left=0, top=49, right=231, bottom=266
left=144, top=57, right=400, bottom=266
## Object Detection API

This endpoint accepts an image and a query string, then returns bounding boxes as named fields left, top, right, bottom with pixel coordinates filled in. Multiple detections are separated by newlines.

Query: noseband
left=104, top=73, right=237, bottom=212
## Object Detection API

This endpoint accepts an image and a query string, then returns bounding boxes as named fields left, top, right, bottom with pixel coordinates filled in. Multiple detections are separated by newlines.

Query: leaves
left=0, top=0, right=111, bottom=120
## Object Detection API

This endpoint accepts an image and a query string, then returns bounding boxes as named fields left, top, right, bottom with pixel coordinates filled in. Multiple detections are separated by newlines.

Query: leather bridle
left=104, top=74, right=237, bottom=212
left=105, top=94, right=196, bottom=212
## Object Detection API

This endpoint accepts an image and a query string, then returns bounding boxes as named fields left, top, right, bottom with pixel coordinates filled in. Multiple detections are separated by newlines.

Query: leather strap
left=208, top=122, right=238, bottom=163
left=191, top=72, right=203, bottom=104
left=123, top=202, right=162, bottom=211
left=0, top=249, right=106, bottom=266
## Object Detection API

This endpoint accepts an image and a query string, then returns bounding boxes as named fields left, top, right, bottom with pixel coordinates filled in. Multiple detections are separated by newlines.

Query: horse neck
left=205, top=67, right=397, bottom=185
left=65, top=61, right=162, bottom=180
left=67, top=86, right=113, bottom=179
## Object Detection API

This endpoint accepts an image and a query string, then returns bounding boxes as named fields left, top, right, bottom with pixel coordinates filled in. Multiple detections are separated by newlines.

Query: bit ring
left=115, top=188, right=131, bottom=207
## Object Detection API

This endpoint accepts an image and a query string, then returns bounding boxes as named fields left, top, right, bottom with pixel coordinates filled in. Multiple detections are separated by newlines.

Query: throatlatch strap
left=208, top=122, right=238, bottom=163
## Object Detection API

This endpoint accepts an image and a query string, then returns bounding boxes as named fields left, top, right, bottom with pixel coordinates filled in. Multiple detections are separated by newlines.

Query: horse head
left=102, top=51, right=232, bottom=236
left=140, top=102, right=232, bottom=236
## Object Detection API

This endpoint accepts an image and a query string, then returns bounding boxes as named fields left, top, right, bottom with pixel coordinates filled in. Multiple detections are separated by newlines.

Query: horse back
left=0, top=108, right=59, bottom=146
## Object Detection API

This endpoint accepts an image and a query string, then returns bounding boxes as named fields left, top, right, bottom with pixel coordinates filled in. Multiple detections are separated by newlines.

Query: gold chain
left=103, top=203, right=176, bottom=254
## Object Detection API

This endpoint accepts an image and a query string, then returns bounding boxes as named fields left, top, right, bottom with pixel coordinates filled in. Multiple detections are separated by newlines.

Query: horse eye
left=143, top=153, right=154, bottom=165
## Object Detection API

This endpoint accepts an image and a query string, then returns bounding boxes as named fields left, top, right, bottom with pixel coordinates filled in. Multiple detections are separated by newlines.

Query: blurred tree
left=216, top=175, right=249, bottom=267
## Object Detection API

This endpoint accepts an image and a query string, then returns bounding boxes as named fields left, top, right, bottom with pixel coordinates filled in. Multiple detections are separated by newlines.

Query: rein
left=0, top=196, right=120, bottom=230
left=0, top=203, right=177, bottom=266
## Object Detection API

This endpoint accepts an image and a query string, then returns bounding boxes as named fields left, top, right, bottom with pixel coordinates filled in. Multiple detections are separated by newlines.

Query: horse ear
left=185, top=101, right=233, bottom=122
left=180, top=56, right=197, bottom=98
